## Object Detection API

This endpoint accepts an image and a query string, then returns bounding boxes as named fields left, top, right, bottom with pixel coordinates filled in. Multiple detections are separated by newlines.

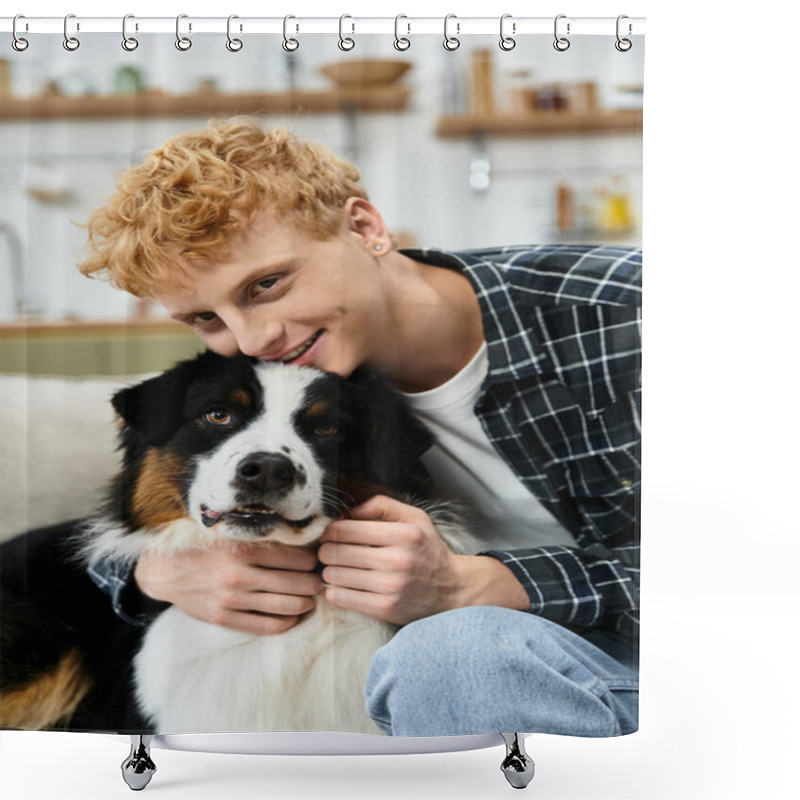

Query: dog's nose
left=236, top=452, right=297, bottom=492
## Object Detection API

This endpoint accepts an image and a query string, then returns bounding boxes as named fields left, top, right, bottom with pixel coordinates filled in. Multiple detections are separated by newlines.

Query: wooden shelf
left=0, top=86, right=412, bottom=121
left=435, top=109, right=642, bottom=138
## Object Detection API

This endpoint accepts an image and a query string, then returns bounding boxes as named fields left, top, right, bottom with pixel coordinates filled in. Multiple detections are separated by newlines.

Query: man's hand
left=318, top=495, right=529, bottom=625
left=134, top=541, right=323, bottom=635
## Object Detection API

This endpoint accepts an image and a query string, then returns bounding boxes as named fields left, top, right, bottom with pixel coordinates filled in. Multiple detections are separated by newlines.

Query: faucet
left=0, top=219, right=37, bottom=318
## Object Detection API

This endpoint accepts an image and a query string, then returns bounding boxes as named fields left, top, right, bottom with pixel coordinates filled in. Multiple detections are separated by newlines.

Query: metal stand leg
left=121, top=735, right=157, bottom=791
left=500, top=733, right=535, bottom=789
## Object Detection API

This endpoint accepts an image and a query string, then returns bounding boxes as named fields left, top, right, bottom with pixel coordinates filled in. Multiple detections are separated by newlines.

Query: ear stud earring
left=373, top=244, right=383, bottom=252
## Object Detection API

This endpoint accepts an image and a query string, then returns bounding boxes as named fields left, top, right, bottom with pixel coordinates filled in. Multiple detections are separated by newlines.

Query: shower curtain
left=0, top=17, right=644, bottom=739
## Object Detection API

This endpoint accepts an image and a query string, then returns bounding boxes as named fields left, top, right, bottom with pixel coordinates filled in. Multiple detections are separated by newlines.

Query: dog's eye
left=314, top=424, right=338, bottom=437
left=205, top=409, right=232, bottom=426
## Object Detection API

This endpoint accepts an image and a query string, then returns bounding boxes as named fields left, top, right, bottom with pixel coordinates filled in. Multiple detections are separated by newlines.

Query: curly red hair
left=78, top=118, right=368, bottom=297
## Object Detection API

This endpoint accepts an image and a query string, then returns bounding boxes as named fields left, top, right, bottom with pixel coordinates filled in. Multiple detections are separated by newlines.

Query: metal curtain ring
left=443, top=14, right=460, bottom=51
left=338, top=14, right=355, bottom=51
left=175, top=14, right=192, bottom=51
left=553, top=14, right=570, bottom=51
left=499, top=14, right=516, bottom=51
left=12, top=14, right=29, bottom=51
left=394, top=14, right=410, bottom=51
left=337, top=14, right=355, bottom=51
left=282, top=15, right=299, bottom=51
left=226, top=15, right=243, bottom=51
left=63, top=13, right=80, bottom=51
left=615, top=14, right=632, bottom=51
left=122, top=14, right=139, bottom=51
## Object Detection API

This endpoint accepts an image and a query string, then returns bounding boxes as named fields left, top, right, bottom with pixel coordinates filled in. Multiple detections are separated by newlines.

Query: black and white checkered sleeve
left=87, top=556, right=169, bottom=627
left=480, top=538, right=639, bottom=637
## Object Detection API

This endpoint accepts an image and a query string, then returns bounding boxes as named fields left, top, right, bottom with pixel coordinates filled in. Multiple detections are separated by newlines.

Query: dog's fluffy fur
left=78, top=352, right=474, bottom=733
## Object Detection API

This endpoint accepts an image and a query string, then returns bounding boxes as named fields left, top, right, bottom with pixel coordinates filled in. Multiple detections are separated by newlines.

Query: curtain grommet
left=615, top=15, right=633, bottom=51
left=175, top=14, right=192, bottom=51
left=121, top=14, right=139, bottom=51
left=443, top=14, right=460, bottom=51
left=282, top=15, right=299, bottom=52
left=63, top=13, right=80, bottom=51
left=12, top=14, right=29, bottom=51
left=553, top=14, right=570, bottom=51
left=394, top=15, right=411, bottom=51
left=226, top=15, right=243, bottom=52
left=338, top=14, right=355, bottom=51
left=499, top=14, right=516, bottom=51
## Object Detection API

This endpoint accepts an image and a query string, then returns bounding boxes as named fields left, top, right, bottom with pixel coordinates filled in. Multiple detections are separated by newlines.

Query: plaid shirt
left=404, top=245, right=641, bottom=639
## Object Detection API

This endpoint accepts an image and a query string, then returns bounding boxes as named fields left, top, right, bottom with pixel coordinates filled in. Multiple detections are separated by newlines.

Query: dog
left=0, top=520, right=146, bottom=732
left=71, top=350, right=475, bottom=734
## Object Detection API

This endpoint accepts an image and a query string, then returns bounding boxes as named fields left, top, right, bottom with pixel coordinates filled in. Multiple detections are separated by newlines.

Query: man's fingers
left=346, top=494, right=424, bottom=523
left=321, top=565, right=396, bottom=594
left=207, top=589, right=318, bottom=631
left=230, top=590, right=317, bottom=618
left=240, top=566, right=323, bottom=596
left=233, top=541, right=318, bottom=572
left=321, top=519, right=411, bottom=546
left=323, top=585, right=389, bottom=618
left=318, top=541, right=409, bottom=570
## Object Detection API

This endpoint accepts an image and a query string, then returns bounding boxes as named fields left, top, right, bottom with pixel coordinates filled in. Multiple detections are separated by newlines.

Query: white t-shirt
left=401, top=343, right=578, bottom=550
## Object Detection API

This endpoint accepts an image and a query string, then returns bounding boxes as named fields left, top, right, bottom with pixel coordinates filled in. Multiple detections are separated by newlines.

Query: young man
left=79, top=119, right=641, bottom=737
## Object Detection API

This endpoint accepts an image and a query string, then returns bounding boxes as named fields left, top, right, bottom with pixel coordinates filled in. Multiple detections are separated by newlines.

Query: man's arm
left=318, top=495, right=639, bottom=636
left=480, top=536, right=639, bottom=637
left=89, top=543, right=324, bottom=635
left=87, top=556, right=169, bottom=627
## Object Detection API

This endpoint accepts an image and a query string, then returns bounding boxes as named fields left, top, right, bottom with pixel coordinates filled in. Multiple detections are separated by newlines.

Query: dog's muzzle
left=236, top=452, right=297, bottom=493
left=199, top=451, right=316, bottom=532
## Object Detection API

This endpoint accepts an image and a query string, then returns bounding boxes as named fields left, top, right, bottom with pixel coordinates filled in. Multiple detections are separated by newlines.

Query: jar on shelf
left=598, top=175, right=635, bottom=233
left=113, top=65, right=145, bottom=95
left=469, top=49, right=496, bottom=116
left=537, top=84, right=567, bottom=112
left=568, top=81, right=599, bottom=113
left=506, top=69, right=536, bottom=115
left=555, top=182, right=575, bottom=232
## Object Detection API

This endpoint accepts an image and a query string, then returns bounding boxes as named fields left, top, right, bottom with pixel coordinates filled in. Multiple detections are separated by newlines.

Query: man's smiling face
left=156, top=201, right=393, bottom=379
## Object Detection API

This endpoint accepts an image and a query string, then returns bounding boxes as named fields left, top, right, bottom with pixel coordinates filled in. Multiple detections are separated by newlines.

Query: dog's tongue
left=200, top=507, right=222, bottom=528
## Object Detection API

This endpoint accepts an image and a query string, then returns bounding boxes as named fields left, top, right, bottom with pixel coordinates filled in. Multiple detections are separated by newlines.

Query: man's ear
left=343, top=197, right=392, bottom=254
left=112, top=351, right=222, bottom=446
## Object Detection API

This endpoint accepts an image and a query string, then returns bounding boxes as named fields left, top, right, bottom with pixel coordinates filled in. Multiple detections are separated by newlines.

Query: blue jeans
left=365, top=607, right=638, bottom=737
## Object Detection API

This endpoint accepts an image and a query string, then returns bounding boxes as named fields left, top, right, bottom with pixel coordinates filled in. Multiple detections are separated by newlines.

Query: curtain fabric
left=0, top=28, right=644, bottom=736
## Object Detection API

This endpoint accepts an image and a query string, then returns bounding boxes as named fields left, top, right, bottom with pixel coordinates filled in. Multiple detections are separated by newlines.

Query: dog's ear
left=345, top=370, right=434, bottom=496
left=112, top=350, right=223, bottom=446
left=112, top=362, right=196, bottom=446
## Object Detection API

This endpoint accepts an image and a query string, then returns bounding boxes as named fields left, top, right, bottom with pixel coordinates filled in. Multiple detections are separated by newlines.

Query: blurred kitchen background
left=0, top=32, right=643, bottom=374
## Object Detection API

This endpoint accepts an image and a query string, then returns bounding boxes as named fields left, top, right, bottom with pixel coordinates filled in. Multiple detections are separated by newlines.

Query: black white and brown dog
left=1, top=351, right=474, bottom=734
